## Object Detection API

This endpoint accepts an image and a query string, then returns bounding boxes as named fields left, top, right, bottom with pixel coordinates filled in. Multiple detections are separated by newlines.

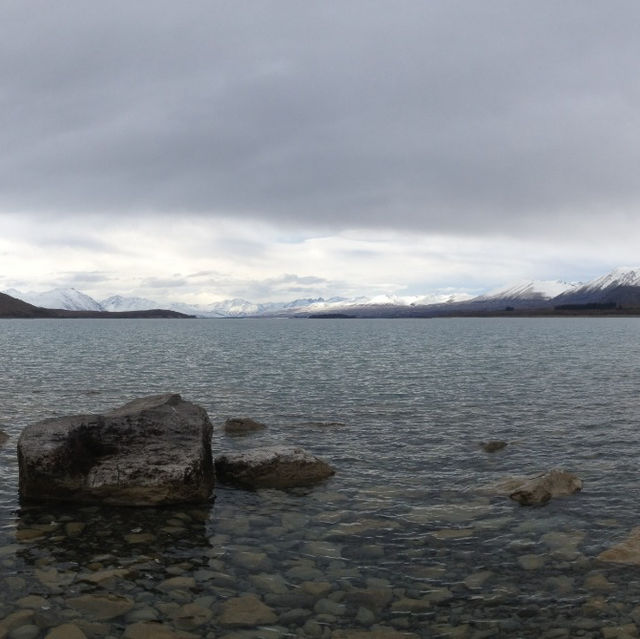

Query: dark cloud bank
left=2, top=1, right=639, bottom=238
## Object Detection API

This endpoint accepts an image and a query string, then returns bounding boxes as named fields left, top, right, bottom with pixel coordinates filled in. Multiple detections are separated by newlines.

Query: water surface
left=1, top=318, right=640, bottom=638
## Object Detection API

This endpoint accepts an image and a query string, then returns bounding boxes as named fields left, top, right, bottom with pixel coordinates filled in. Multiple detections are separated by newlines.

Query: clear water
left=1, top=318, right=640, bottom=638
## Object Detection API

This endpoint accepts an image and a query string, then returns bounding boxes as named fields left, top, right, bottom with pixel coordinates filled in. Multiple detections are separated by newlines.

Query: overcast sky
left=1, top=1, right=639, bottom=303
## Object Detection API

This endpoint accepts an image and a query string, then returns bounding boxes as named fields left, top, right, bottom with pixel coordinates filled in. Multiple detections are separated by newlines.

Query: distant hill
left=0, top=292, right=193, bottom=319
left=7, top=266, right=640, bottom=318
left=0, top=292, right=54, bottom=318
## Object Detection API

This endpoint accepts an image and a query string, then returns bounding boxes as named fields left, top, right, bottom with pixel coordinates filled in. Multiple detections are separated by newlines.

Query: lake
left=1, top=317, right=640, bottom=638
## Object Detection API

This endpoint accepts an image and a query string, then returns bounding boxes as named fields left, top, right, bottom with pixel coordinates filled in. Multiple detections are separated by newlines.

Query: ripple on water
left=1, top=318, right=640, bottom=636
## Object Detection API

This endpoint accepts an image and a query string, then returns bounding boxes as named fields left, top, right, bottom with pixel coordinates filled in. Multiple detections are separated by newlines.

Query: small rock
left=65, top=522, right=86, bottom=538
left=509, top=469, right=583, bottom=505
left=480, top=440, right=507, bottom=452
left=66, top=594, right=135, bottom=620
left=301, top=581, right=332, bottom=597
left=249, top=572, right=289, bottom=594
left=601, top=624, right=639, bottom=639
left=123, top=622, right=185, bottom=639
left=333, top=629, right=420, bottom=639
left=599, top=526, right=640, bottom=565
left=172, top=603, right=212, bottom=628
left=44, top=624, right=88, bottom=639
left=0, top=610, right=35, bottom=632
left=313, top=598, right=346, bottom=616
left=234, top=551, right=271, bottom=572
left=431, top=528, right=474, bottom=540
left=584, top=572, right=615, bottom=592
left=463, top=570, right=493, bottom=589
left=355, top=606, right=376, bottom=624
left=219, top=594, right=277, bottom=627
left=159, top=577, right=196, bottom=591
left=518, top=554, right=546, bottom=570
left=78, top=568, right=131, bottom=584
left=16, top=596, right=47, bottom=609
left=223, top=417, right=266, bottom=435
left=9, top=625, right=40, bottom=639
left=215, top=446, right=335, bottom=489
left=344, top=587, right=393, bottom=611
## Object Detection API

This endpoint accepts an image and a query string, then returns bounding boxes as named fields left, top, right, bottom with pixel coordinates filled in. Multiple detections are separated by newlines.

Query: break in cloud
left=1, top=1, right=640, bottom=302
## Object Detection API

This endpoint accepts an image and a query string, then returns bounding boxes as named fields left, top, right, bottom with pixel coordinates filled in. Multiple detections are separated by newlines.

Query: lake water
left=1, top=317, right=640, bottom=638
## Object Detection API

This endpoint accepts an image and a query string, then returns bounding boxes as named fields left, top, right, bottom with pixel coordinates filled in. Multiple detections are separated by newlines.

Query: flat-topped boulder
left=215, top=446, right=335, bottom=489
left=18, top=394, right=214, bottom=506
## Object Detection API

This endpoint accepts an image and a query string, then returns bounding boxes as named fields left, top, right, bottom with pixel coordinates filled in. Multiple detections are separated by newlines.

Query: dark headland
left=0, top=292, right=194, bottom=319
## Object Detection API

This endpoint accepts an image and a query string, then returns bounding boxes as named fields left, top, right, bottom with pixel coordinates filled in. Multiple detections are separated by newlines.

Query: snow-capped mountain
left=475, top=280, right=579, bottom=302
left=573, top=266, right=640, bottom=293
left=553, top=266, right=640, bottom=306
left=100, top=295, right=160, bottom=312
left=8, top=267, right=640, bottom=318
left=4, top=288, right=103, bottom=311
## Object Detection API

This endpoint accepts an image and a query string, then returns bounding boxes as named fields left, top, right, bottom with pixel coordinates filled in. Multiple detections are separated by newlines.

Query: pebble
left=159, top=577, right=196, bottom=590
left=313, top=598, right=346, bottom=616
left=518, top=554, right=546, bottom=570
left=219, top=595, right=277, bottom=627
left=249, top=572, right=288, bottom=594
left=10, top=626, right=40, bottom=639
left=66, top=594, right=135, bottom=620
left=44, top=623, right=88, bottom=639
left=584, top=572, right=615, bottom=592
left=463, top=570, right=493, bottom=589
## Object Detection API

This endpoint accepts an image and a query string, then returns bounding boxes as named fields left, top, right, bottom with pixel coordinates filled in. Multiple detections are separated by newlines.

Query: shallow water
left=2, top=317, right=640, bottom=637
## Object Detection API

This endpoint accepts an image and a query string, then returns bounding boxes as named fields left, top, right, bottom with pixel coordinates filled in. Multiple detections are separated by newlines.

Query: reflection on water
left=2, top=318, right=640, bottom=636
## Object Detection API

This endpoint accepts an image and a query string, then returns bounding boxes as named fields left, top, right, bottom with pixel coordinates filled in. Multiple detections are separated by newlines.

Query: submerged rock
left=0, top=430, right=7, bottom=447
left=598, top=526, right=640, bottom=565
left=223, top=417, right=266, bottom=435
left=481, top=440, right=507, bottom=452
left=509, top=469, right=583, bottom=505
left=18, top=393, right=214, bottom=506
left=215, top=446, right=335, bottom=489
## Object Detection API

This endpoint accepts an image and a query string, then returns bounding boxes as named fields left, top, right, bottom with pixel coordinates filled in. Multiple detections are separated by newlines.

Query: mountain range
left=4, top=266, right=640, bottom=318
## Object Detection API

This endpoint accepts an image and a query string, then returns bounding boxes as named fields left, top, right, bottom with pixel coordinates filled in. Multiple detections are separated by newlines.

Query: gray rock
left=223, top=417, right=266, bottom=435
left=0, top=430, right=8, bottom=447
left=509, top=469, right=583, bottom=506
left=215, top=446, right=335, bottom=489
left=480, top=440, right=507, bottom=452
left=18, top=394, right=214, bottom=506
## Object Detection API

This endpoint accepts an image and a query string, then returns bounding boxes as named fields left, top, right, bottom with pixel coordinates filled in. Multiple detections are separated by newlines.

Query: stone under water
left=17, top=393, right=214, bottom=506
left=509, top=469, right=583, bottom=506
left=215, top=446, right=335, bottom=489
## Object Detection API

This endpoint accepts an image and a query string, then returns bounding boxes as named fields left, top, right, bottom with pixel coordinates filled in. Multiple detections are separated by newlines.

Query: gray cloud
left=1, top=1, right=639, bottom=240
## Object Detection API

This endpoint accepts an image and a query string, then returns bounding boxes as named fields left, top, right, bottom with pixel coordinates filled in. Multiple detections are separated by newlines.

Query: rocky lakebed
left=2, top=393, right=640, bottom=639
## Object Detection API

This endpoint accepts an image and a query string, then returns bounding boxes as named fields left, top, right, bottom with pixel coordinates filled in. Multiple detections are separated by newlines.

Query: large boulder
left=509, top=469, right=583, bottom=505
left=18, top=394, right=214, bottom=506
left=215, top=446, right=335, bottom=489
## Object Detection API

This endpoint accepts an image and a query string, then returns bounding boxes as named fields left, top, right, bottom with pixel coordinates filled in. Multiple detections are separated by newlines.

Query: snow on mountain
left=100, top=295, right=161, bottom=312
left=12, top=268, right=639, bottom=317
left=204, top=298, right=264, bottom=316
left=5, top=288, right=103, bottom=311
left=576, top=266, right=640, bottom=292
left=475, top=280, right=578, bottom=302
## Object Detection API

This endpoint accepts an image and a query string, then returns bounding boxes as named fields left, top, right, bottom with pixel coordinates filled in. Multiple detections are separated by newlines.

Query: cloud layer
left=2, top=1, right=639, bottom=300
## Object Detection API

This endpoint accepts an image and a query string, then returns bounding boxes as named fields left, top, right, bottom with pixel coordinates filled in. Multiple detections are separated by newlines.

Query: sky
left=2, top=1, right=640, bottom=304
